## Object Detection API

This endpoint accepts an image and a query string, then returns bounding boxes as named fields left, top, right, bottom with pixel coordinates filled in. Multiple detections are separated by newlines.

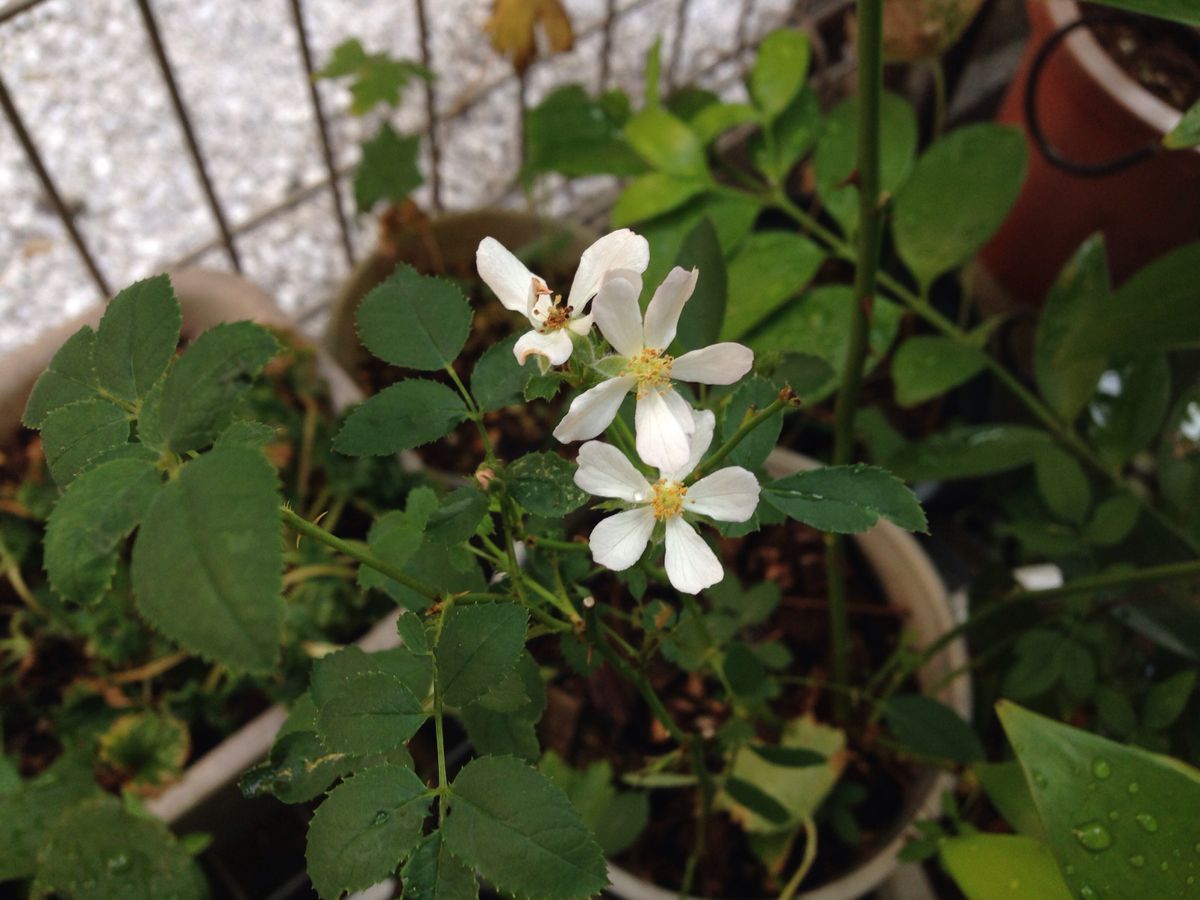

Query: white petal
left=589, top=507, right=656, bottom=572
left=665, top=408, right=716, bottom=481
left=477, top=237, right=541, bottom=313
left=671, top=343, right=754, bottom=385
left=567, top=312, right=594, bottom=336
left=566, top=229, right=651, bottom=311
left=685, top=467, right=760, bottom=522
left=663, top=517, right=724, bottom=594
left=514, top=329, right=573, bottom=366
left=635, top=388, right=692, bottom=473
left=643, top=267, right=699, bottom=351
left=662, top=388, right=698, bottom=437
left=575, top=441, right=652, bottom=502
left=553, top=376, right=636, bottom=443
left=593, top=273, right=645, bottom=358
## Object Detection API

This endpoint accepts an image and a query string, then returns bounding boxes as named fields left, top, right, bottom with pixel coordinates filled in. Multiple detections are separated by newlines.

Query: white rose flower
left=476, top=229, right=649, bottom=366
left=573, top=410, right=760, bottom=594
left=552, top=266, right=754, bottom=472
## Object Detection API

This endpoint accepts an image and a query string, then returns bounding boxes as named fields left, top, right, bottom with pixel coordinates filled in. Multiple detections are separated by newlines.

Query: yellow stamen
left=624, top=347, right=674, bottom=397
left=650, top=478, right=687, bottom=520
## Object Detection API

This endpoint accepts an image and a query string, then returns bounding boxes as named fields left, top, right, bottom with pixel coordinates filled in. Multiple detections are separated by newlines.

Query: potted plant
left=976, top=0, right=1200, bottom=306
left=0, top=269, right=427, bottom=895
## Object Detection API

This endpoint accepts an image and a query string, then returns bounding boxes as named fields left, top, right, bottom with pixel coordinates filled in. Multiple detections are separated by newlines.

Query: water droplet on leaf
left=1074, top=821, right=1113, bottom=852
left=1135, top=813, right=1158, bottom=833
left=372, top=810, right=390, bottom=825
left=1128, top=854, right=1145, bottom=868
left=1092, top=758, right=1111, bottom=780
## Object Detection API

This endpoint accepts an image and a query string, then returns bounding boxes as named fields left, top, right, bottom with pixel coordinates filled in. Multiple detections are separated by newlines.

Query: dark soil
left=1088, top=8, right=1200, bottom=111
left=535, top=518, right=921, bottom=898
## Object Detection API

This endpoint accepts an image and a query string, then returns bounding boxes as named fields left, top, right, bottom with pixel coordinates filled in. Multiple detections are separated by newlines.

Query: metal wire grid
left=0, top=0, right=854, bottom=339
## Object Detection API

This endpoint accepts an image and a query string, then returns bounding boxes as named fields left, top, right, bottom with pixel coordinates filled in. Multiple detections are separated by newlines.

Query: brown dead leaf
left=485, top=0, right=574, bottom=74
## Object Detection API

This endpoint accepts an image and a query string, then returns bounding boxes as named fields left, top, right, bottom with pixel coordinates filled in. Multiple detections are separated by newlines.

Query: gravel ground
left=0, top=0, right=794, bottom=355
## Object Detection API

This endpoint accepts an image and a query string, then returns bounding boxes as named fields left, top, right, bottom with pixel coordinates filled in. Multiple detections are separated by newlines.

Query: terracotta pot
left=605, top=447, right=970, bottom=900
left=976, top=0, right=1200, bottom=306
left=0, top=268, right=394, bottom=829
left=323, top=209, right=595, bottom=376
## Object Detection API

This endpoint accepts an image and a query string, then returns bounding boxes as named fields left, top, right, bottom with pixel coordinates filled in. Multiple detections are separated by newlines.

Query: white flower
left=553, top=266, right=754, bottom=472
left=476, top=229, right=650, bottom=366
left=573, top=410, right=760, bottom=594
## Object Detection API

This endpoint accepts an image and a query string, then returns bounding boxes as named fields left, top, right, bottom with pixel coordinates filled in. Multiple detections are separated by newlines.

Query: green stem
left=432, top=599, right=453, bottom=823
left=526, top=534, right=590, bottom=552
left=827, top=0, right=885, bottom=717
left=929, top=58, right=947, bottom=138
left=777, top=818, right=818, bottom=900
left=280, top=505, right=439, bottom=601
left=688, top=396, right=791, bottom=482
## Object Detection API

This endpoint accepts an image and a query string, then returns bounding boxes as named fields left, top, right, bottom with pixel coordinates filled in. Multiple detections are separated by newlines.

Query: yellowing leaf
left=485, top=0, right=574, bottom=74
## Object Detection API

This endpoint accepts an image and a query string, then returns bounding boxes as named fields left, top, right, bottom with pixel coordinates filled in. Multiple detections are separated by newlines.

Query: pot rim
left=605, top=447, right=970, bottom=900
left=1042, top=0, right=1198, bottom=149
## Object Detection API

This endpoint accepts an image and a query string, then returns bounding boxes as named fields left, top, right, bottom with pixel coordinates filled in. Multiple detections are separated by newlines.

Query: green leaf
left=316, top=671, right=426, bottom=755
left=976, top=761, right=1046, bottom=839
left=0, top=753, right=98, bottom=880
left=718, top=716, right=845, bottom=832
left=940, top=834, right=1071, bottom=900
left=892, top=336, right=987, bottom=407
left=522, top=84, right=646, bottom=181
left=1035, top=235, right=1112, bottom=422
left=215, top=419, right=277, bottom=449
left=624, top=107, right=708, bottom=178
left=748, top=286, right=901, bottom=399
left=1165, top=98, right=1200, bottom=148
left=998, top=700, right=1200, bottom=898
left=401, top=831, right=479, bottom=899
left=41, top=398, right=131, bottom=485
left=97, top=711, right=189, bottom=790
left=750, top=28, right=810, bottom=120
left=538, top=752, right=648, bottom=856
left=91, top=274, right=182, bottom=403
left=508, top=451, right=588, bottom=517
left=239, top=730, right=358, bottom=804
left=23, top=326, right=100, bottom=428
left=611, top=173, right=708, bottom=227
left=131, top=445, right=283, bottom=673
left=471, top=335, right=531, bottom=412
left=1095, top=685, right=1138, bottom=737
left=437, top=603, right=527, bottom=708
left=318, top=39, right=431, bottom=115
left=746, top=745, right=824, bottom=767
left=1062, top=241, right=1200, bottom=359
left=461, top=652, right=545, bottom=761
left=1084, top=494, right=1140, bottom=547
left=427, top=485, right=490, bottom=545
left=1034, top=446, right=1092, bottom=525
left=1058, top=639, right=1097, bottom=702
left=444, top=756, right=608, bottom=900
left=1087, top=355, right=1171, bottom=466
left=31, top=795, right=206, bottom=900
left=671, top=218, right=726, bottom=352
left=893, top=124, right=1027, bottom=289
left=356, top=265, right=471, bottom=370
left=720, top=232, right=825, bottom=340
left=1081, top=0, right=1198, bottom=26
left=885, top=425, right=1051, bottom=481
left=724, top=776, right=792, bottom=825
left=723, top=642, right=771, bottom=701
left=813, top=92, right=917, bottom=235
left=882, top=694, right=983, bottom=764
left=157, top=321, right=280, bottom=453
left=763, top=464, right=927, bottom=534
left=1143, top=670, right=1196, bottom=731
left=306, top=766, right=432, bottom=900
left=722, top=376, right=783, bottom=470
left=335, top=379, right=469, bottom=456
left=44, top=456, right=160, bottom=604
left=637, top=192, right=761, bottom=294
left=690, top=101, right=759, bottom=144
left=752, top=88, right=820, bottom=180
left=355, top=124, right=423, bottom=212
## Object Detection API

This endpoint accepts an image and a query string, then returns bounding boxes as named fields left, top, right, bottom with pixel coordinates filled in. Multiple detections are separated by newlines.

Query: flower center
left=626, top=347, right=674, bottom=396
left=531, top=280, right=573, bottom=333
left=650, top=478, right=687, bottom=520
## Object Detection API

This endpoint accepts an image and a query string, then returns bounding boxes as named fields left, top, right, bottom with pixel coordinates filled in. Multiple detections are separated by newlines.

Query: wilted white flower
left=476, top=229, right=649, bottom=366
left=573, top=410, right=759, bottom=594
left=553, top=266, right=754, bottom=472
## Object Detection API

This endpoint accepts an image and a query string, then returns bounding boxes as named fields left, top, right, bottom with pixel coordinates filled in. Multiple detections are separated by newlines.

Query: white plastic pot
left=605, top=447, right=970, bottom=900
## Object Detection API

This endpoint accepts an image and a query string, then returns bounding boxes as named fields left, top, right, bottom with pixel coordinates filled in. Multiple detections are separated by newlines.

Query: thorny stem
left=826, top=0, right=885, bottom=719
left=280, top=505, right=440, bottom=601
left=688, top=395, right=791, bottom=482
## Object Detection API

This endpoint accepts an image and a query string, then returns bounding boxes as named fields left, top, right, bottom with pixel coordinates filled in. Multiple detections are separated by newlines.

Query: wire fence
left=0, top=0, right=855, bottom=349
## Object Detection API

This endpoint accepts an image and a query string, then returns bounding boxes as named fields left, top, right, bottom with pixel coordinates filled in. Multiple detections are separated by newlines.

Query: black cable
left=1023, top=10, right=1161, bottom=178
